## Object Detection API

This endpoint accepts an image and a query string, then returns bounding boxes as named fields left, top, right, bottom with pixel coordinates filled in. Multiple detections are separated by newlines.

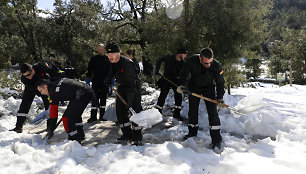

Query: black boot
left=183, top=125, right=198, bottom=140
left=87, top=108, right=98, bottom=123
left=117, top=124, right=133, bottom=142
left=132, top=123, right=143, bottom=146
left=173, top=108, right=183, bottom=121
left=68, top=129, right=85, bottom=143
left=99, top=108, right=106, bottom=121
left=10, top=116, right=26, bottom=133
left=210, top=129, right=222, bottom=149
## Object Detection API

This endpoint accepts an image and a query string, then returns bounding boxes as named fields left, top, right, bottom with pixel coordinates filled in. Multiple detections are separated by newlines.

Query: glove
left=177, top=85, right=187, bottom=94
left=128, top=107, right=137, bottom=117
left=46, top=131, right=54, bottom=139
left=217, top=99, right=225, bottom=108
left=86, top=77, right=90, bottom=86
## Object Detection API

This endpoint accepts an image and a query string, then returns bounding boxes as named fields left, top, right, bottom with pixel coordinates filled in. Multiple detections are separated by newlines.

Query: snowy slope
left=0, top=83, right=306, bottom=174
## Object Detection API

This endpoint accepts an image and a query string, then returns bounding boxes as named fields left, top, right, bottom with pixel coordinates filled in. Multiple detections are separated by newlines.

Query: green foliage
left=0, top=70, right=22, bottom=91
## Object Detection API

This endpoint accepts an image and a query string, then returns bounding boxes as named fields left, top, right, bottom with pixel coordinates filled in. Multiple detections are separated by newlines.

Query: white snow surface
left=0, top=82, right=306, bottom=174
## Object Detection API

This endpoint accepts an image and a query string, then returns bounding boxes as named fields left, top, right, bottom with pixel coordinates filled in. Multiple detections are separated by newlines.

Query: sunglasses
left=23, top=71, right=32, bottom=77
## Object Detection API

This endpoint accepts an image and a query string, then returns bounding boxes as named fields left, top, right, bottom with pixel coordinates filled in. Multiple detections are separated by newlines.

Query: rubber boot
left=99, top=108, right=106, bottom=121
left=117, top=125, right=133, bottom=142
left=132, top=123, right=143, bottom=146
left=183, top=125, right=198, bottom=140
left=209, top=129, right=222, bottom=149
left=68, top=129, right=85, bottom=143
left=87, top=109, right=98, bottom=123
left=10, top=116, right=26, bottom=133
left=173, top=108, right=183, bottom=121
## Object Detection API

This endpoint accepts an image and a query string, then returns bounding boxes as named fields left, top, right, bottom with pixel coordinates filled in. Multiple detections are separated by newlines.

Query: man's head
left=176, top=47, right=188, bottom=61
left=20, top=63, right=35, bottom=79
left=97, top=44, right=106, bottom=56
left=200, top=48, right=214, bottom=68
left=36, top=79, right=51, bottom=96
left=106, top=42, right=121, bottom=63
left=125, top=49, right=135, bottom=60
left=49, top=54, right=56, bottom=63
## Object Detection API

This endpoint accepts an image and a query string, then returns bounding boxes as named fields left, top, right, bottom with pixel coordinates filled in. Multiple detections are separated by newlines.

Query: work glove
left=177, top=85, right=187, bottom=94
left=217, top=99, right=225, bottom=108
left=128, top=107, right=137, bottom=117
left=85, top=77, right=90, bottom=86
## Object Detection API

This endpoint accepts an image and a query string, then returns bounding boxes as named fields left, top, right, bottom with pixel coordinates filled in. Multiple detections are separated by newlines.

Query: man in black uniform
left=177, top=48, right=225, bottom=149
left=86, top=44, right=110, bottom=122
left=10, top=63, right=58, bottom=133
left=48, top=54, right=65, bottom=82
left=155, top=48, right=187, bottom=120
left=125, top=49, right=142, bottom=112
left=36, top=78, right=99, bottom=143
left=105, top=42, right=143, bottom=145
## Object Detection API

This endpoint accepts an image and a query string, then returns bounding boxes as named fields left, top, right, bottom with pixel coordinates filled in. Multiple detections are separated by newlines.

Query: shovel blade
left=30, top=110, right=49, bottom=125
left=103, top=102, right=117, bottom=122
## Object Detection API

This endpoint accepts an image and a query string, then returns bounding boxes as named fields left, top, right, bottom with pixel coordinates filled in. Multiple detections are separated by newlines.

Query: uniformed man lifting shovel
left=36, top=78, right=99, bottom=143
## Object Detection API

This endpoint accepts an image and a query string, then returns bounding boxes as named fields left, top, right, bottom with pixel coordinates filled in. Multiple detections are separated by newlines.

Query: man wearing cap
left=105, top=41, right=143, bottom=145
left=154, top=48, right=187, bottom=121
left=48, top=54, right=65, bottom=82
left=10, top=62, right=59, bottom=133
left=177, top=48, right=225, bottom=150
left=86, top=44, right=110, bottom=122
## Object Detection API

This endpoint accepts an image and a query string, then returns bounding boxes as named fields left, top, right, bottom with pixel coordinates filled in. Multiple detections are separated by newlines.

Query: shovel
left=110, top=86, right=162, bottom=128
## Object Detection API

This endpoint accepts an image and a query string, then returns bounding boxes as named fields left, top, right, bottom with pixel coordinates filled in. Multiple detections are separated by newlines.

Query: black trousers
left=92, top=84, right=108, bottom=114
left=156, top=78, right=182, bottom=108
left=62, top=88, right=97, bottom=133
left=116, top=85, right=142, bottom=124
left=188, top=86, right=220, bottom=127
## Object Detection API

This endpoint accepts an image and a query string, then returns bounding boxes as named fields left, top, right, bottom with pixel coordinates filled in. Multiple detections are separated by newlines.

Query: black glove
left=217, top=99, right=225, bottom=108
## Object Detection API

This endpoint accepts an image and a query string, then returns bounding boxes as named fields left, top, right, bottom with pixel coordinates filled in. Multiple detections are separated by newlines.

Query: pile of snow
left=0, top=83, right=306, bottom=174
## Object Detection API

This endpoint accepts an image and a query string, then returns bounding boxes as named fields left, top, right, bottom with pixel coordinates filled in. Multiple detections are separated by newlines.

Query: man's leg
left=87, top=86, right=100, bottom=123
left=204, top=88, right=222, bottom=149
left=99, top=85, right=109, bottom=120
left=184, top=93, right=200, bottom=140
left=171, top=85, right=183, bottom=120
left=156, top=84, right=170, bottom=114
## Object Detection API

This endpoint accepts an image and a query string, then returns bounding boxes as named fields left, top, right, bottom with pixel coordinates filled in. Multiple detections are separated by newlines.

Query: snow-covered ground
left=0, top=82, right=306, bottom=174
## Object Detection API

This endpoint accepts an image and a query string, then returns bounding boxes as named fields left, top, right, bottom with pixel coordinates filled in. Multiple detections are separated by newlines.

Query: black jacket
left=106, top=56, right=139, bottom=107
left=18, top=62, right=60, bottom=114
left=87, top=54, right=110, bottom=87
left=179, top=54, right=225, bottom=99
left=155, top=55, right=185, bottom=80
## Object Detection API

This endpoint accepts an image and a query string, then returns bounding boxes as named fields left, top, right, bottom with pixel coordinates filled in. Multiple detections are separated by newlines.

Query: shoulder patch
left=45, top=63, right=49, bottom=67
left=220, top=70, right=224, bottom=75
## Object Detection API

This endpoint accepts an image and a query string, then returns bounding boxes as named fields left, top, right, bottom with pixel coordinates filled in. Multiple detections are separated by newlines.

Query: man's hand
left=217, top=99, right=225, bottom=108
left=177, top=85, right=187, bottom=94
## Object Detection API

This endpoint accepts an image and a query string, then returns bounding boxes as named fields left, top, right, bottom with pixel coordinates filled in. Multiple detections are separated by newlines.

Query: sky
left=0, top=71, right=306, bottom=174
left=36, top=0, right=110, bottom=10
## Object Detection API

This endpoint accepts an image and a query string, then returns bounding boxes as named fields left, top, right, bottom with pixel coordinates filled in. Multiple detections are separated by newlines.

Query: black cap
left=49, top=54, right=55, bottom=58
left=106, top=42, right=120, bottom=53
left=176, top=47, right=188, bottom=54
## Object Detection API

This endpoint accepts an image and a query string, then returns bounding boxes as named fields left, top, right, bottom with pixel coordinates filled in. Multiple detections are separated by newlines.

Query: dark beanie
left=176, top=47, right=188, bottom=54
left=106, top=42, right=120, bottom=53
left=49, top=54, right=55, bottom=58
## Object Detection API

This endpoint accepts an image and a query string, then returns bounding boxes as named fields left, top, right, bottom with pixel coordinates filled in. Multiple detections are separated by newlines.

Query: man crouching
left=36, top=78, right=99, bottom=143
